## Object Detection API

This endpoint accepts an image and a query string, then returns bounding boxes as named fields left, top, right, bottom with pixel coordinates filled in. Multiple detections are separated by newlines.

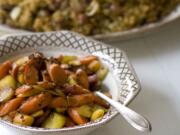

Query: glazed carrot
left=65, top=117, right=76, bottom=127
left=24, top=64, right=39, bottom=85
left=93, top=94, right=109, bottom=109
left=0, top=60, right=12, bottom=80
left=67, top=93, right=94, bottom=107
left=63, top=84, right=90, bottom=95
left=79, top=56, right=97, bottom=65
left=0, top=97, right=24, bottom=116
left=19, top=93, right=52, bottom=114
left=76, top=69, right=89, bottom=89
left=67, top=108, right=88, bottom=125
left=51, top=97, right=68, bottom=108
left=15, top=85, right=42, bottom=97
left=15, top=85, right=32, bottom=95
left=48, top=64, right=67, bottom=85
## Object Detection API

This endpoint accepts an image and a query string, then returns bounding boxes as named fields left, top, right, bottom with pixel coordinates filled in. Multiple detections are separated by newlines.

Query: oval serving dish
left=0, top=5, right=179, bottom=41
left=0, top=31, right=140, bottom=135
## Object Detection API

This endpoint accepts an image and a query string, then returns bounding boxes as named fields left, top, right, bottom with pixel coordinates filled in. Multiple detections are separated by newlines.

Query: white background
left=1, top=19, right=180, bottom=135
left=89, top=19, right=180, bottom=135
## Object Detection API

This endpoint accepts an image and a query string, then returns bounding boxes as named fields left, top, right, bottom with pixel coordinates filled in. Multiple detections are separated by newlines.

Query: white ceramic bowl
left=0, top=31, right=141, bottom=135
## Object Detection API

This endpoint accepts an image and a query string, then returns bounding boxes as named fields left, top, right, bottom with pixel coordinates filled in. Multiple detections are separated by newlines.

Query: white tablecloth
left=1, top=19, right=180, bottom=135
